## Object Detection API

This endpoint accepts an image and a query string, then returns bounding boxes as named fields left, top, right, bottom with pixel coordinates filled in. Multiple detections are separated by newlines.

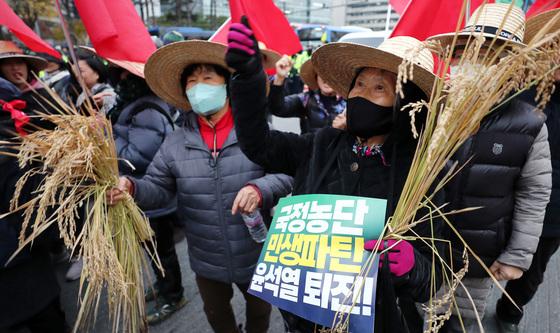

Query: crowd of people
left=1, top=3, right=559, bottom=333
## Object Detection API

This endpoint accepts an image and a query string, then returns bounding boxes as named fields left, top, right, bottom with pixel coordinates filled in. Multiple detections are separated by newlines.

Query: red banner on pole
left=391, top=0, right=494, bottom=41
left=0, top=0, right=61, bottom=59
left=74, top=0, right=156, bottom=63
left=229, top=0, right=302, bottom=55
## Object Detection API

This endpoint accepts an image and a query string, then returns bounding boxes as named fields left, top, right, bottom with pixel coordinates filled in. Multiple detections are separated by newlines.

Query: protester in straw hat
left=107, top=40, right=293, bottom=331
left=0, top=40, right=60, bottom=133
left=226, top=16, right=444, bottom=333
left=494, top=9, right=560, bottom=333
left=0, top=41, right=69, bottom=333
left=0, top=41, right=47, bottom=92
left=425, top=3, right=552, bottom=333
left=268, top=57, right=346, bottom=133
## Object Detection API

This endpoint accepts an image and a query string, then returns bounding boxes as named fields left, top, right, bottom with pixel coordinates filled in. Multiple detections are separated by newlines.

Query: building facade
left=275, top=0, right=333, bottom=25
left=332, top=0, right=399, bottom=31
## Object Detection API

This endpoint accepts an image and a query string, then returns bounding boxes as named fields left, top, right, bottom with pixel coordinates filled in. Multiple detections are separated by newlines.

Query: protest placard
left=249, top=194, right=386, bottom=332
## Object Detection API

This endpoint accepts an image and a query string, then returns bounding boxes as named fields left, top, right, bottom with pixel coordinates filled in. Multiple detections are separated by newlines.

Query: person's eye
left=375, top=84, right=385, bottom=91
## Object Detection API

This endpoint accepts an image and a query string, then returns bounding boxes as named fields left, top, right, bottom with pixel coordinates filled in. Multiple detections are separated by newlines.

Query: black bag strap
left=311, top=131, right=344, bottom=193
left=126, top=101, right=175, bottom=130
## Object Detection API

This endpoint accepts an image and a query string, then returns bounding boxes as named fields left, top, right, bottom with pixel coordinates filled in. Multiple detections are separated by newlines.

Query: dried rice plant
left=326, top=2, right=560, bottom=332
left=1, top=87, right=161, bottom=333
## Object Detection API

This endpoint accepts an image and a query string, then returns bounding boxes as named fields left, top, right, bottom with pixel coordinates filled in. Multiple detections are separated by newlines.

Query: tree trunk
left=186, top=0, right=193, bottom=26
left=176, top=0, right=182, bottom=24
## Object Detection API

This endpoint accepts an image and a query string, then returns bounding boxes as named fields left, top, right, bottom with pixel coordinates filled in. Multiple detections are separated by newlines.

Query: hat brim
left=312, top=42, right=436, bottom=99
left=261, top=49, right=281, bottom=70
left=145, top=40, right=231, bottom=111
left=0, top=54, right=48, bottom=72
left=427, top=31, right=526, bottom=50
left=300, top=60, right=318, bottom=91
left=525, top=9, right=560, bottom=44
left=78, top=46, right=145, bottom=78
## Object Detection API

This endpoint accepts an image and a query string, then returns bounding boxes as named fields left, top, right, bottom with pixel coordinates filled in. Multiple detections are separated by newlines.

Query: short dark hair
left=76, top=49, right=108, bottom=83
left=180, top=63, right=230, bottom=90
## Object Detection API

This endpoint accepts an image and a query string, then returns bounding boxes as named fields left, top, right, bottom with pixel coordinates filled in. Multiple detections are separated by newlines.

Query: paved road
left=54, top=232, right=560, bottom=333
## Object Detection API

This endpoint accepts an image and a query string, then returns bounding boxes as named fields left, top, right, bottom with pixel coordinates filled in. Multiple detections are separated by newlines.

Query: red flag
left=209, top=18, right=231, bottom=44
left=391, top=0, right=494, bottom=41
left=0, top=0, right=60, bottom=59
left=527, top=0, right=560, bottom=17
left=390, top=0, right=410, bottom=15
left=229, top=0, right=302, bottom=55
left=74, top=0, right=156, bottom=63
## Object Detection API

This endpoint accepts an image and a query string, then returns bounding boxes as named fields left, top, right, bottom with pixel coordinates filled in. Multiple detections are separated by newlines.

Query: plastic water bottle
left=242, top=211, right=268, bottom=243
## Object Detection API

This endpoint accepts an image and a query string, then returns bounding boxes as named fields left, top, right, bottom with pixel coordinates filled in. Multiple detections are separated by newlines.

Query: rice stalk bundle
left=2, top=91, right=160, bottom=333
left=328, top=2, right=560, bottom=332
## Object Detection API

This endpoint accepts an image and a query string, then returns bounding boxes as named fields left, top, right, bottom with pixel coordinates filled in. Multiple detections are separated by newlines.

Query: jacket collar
left=183, top=111, right=238, bottom=151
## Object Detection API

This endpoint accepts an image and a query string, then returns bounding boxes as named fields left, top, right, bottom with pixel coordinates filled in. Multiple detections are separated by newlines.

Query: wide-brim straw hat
left=312, top=36, right=436, bottom=98
left=525, top=8, right=560, bottom=44
left=428, top=3, right=526, bottom=48
left=300, top=60, right=319, bottom=91
left=79, top=46, right=145, bottom=78
left=259, top=42, right=281, bottom=70
left=0, top=41, right=48, bottom=72
left=145, top=40, right=231, bottom=111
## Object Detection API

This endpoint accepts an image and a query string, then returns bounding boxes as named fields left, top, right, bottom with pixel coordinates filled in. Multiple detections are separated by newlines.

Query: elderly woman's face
left=0, top=58, right=29, bottom=89
left=348, top=68, right=396, bottom=107
left=185, top=66, right=226, bottom=91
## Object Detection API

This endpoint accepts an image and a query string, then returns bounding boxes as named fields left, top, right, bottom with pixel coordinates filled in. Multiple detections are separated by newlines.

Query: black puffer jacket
left=113, top=94, right=176, bottom=218
left=445, top=97, right=550, bottom=277
left=268, top=85, right=346, bottom=134
left=231, top=70, right=443, bottom=305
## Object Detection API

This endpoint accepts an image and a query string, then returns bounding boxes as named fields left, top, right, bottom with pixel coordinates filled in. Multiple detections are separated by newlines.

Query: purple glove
left=364, top=239, right=415, bottom=277
left=225, top=16, right=262, bottom=75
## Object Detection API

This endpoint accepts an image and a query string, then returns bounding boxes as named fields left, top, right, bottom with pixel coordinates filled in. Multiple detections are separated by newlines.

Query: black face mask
left=346, top=97, right=394, bottom=139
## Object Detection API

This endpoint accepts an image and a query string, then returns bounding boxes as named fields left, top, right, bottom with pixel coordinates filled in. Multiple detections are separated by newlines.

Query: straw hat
left=300, top=60, right=319, bottom=91
left=525, top=8, right=560, bottom=44
left=145, top=40, right=231, bottom=111
left=0, top=41, right=48, bottom=72
left=79, top=46, right=145, bottom=78
left=312, top=36, right=436, bottom=98
left=428, top=3, right=526, bottom=48
left=259, top=42, right=281, bottom=70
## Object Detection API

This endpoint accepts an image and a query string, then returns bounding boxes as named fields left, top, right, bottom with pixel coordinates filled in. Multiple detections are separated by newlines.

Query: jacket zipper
left=210, top=124, right=235, bottom=282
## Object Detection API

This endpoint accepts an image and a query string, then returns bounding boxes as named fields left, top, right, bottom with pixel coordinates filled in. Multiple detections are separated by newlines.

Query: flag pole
left=385, top=2, right=392, bottom=33
left=53, top=0, right=91, bottom=109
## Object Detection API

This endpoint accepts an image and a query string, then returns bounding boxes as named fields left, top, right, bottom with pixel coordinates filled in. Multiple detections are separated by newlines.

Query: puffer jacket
left=445, top=97, right=551, bottom=277
left=131, top=111, right=293, bottom=284
left=268, top=85, right=346, bottom=134
left=113, top=94, right=176, bottom=218
left=0, top=77, right=19, bottom=100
